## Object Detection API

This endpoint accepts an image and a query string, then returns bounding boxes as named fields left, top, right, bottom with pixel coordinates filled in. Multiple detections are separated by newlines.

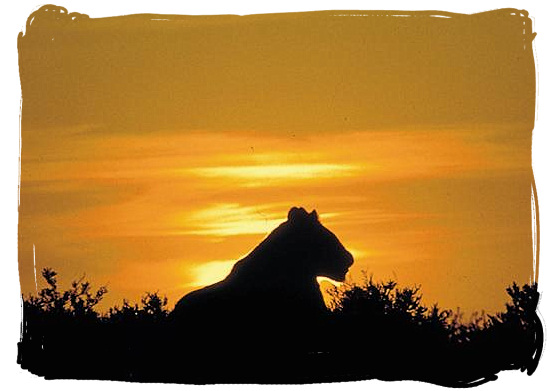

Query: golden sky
left=18, top=7, right=536, bottom=315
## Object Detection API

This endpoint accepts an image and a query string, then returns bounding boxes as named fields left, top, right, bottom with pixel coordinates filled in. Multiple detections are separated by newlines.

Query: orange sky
left=18, top=8, right=536, bottom=315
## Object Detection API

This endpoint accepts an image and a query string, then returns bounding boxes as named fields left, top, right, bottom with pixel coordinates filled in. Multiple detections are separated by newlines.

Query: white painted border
left=2, top=1, right=548, bottom=390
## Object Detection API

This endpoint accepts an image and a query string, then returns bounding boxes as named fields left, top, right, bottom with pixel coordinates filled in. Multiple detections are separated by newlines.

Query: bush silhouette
left=18, top=267, right=542, bottom=385
left=108, top=292, right=169, bottom=323
left=25, top=268, right=107, bottom=318
left=325, top=274, right=541, bottom=384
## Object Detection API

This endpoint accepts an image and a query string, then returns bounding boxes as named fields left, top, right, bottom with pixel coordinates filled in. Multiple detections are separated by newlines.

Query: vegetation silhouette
left=18, top=207, right=543, bottom=386
left=327, top=275, right=542, bottom=385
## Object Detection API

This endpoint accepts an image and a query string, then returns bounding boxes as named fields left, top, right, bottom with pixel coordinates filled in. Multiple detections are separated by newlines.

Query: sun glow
left=191, top=260, right=237, bottom=287
left=317, top=276, right=344, bottom=287
left=187, top=163, right=362, bottom=183
left=179, top=203, right=286, bottom=236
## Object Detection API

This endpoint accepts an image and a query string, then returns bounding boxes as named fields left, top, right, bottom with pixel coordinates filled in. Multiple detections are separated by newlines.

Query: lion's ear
left=288, top=207, right=308, bottom=222
left=309, top=209, right=318, bottom=221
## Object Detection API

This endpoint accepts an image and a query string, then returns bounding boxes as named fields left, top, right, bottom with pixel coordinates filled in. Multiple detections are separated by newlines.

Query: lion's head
left=254, top=207, right=354, bottom=282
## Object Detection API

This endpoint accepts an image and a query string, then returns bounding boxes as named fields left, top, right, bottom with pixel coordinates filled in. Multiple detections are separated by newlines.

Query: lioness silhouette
left=171, top=207, right=353, bottom=329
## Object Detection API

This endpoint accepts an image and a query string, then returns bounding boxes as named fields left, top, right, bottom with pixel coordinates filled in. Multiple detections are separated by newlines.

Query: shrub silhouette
left=484, top=283, right=542, bottom=375
left=19, top=268, right=108, bottom=378
left=329, top=275, right=452, bottom=340
left=25, top=268, right=107, bottom=318
left=18, top=267, right=542, bottom=386
left=108, top=292, right=169, bottom=323
left=19, top=268, right=171, bottom=381
left=326, top=274, right=455, bottom=380
left=493, top=282, right=539, bottom=329
left=327, top=276, right=542, bottom=385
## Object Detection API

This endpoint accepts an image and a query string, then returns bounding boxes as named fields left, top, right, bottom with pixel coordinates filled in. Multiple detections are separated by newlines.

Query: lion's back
left=172, top=281, right=229, bottom=319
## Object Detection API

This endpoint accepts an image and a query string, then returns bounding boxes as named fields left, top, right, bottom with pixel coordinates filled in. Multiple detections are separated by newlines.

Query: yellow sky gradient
left=18, top=7, right=536, bottom=315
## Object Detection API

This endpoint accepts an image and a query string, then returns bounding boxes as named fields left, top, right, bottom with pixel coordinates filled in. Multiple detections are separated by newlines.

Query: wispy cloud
left=185, top=163, right=363, bottom=186
left=178, top=203, right=285, bottom=236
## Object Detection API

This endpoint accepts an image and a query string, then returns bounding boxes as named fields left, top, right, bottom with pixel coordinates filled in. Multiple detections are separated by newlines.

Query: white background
left=1, top=1, right=548, bottom=390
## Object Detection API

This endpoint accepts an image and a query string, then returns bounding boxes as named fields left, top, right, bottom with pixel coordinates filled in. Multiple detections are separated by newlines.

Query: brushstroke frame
left=5, top=0, right=549, bottom=390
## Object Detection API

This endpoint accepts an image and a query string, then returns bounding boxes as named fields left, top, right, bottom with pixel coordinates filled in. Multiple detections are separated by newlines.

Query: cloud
left=185, top=163, right=363, bottom=187
left=178, top=203, right=285, bottom=236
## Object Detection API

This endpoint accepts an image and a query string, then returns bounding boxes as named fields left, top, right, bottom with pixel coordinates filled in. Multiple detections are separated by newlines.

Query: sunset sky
left=18, top=8, right=536, bottom=315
